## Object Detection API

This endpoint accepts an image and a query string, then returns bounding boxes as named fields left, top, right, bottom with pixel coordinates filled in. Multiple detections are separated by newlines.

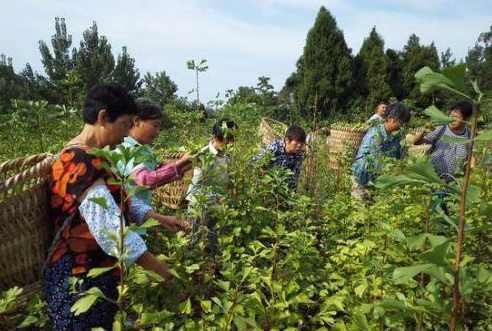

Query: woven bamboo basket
left=0, top=153, right=54, bottom=328
left=259, top=117, right=287, bottom=146
left=326, top=128, right=366, bottom=169
left=302, top=130, right=328, bottom=177
left=154, top=153, right=193, bottom=209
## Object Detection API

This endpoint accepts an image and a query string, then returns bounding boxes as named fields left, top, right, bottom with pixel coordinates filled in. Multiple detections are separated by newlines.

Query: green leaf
left=406, top=234, right=427, bottom=250
left=211, top=297, right=222, bottom=308
left=475, top=129, right=492, bottom=142
left=0, top=286, right=23, bottom=313
left=70, top=287, right=105, bottom=316
left=18, top=315, right=38, bottom=328
left=140, top=218, right=160, bottom=229
left=185, top=264, right=200, bottom=274
left=441, top=64, right=466, bottom=92
left=406, top=234, right=448, bottom=250
left=112, top=319, right=122, bottom=331
left=393, top=264, right=434, bottom=284
left=478, top=266, right=492, bottom=281
left=375, top=174, right=427, bottom=189
left=415, top=65, right=471, bottom=98
left=422, top=240, right=452, bottom=268
left=378, top=299, right=413, bottom=316
left=89, top=197, right=109, bottom=210
left=87, top=265, right=116, bottom=278
left=354, top=283, right=367, bottom=298
left=436, top=207, right=459, bottom=231
left=352, top=312, right=369, bottom=331
left=200, top=300, right=212, bottom=313
left=423, top=105, right=454, bottom=125
left=425, top=266, right=453, bottom=285
left=415, top=67, right=454, bottom=94
left=233, top=316, right=247, bottom=331
left=179, top=298, right=192, bottom=314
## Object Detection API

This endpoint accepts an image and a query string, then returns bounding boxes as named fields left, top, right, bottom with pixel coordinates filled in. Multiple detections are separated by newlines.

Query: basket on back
left=326, top=126, right=366, bottom=169
left=154, top=152, right=193, bottom=209
left=0, top=153, right=54, bottom=293
left=259, top=117, right=287, bottom=146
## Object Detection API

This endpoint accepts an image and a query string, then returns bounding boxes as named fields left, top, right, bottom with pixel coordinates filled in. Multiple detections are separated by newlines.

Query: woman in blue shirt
left=352, top=103, right=411, bottom=201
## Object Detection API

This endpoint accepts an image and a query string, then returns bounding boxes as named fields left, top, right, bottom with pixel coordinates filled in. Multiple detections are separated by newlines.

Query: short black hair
left=135, top=97, right=162, bottom=121
left=82, top=84, right=137, bottom=124
left=213, top=118, right=238, bottom=140
left=385, top=102, right=411, bottom=124
left=450, top=101, right=473, bottom=120
left=285, top=125, right=306, bottom=143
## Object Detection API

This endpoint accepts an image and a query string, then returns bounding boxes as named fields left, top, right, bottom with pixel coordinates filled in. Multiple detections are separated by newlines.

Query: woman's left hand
left=163, top=216, right=191, bottom=233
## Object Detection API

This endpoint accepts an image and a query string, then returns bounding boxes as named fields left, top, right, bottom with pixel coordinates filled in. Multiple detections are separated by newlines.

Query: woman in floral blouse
left=44, top=85, right=173, bottom=330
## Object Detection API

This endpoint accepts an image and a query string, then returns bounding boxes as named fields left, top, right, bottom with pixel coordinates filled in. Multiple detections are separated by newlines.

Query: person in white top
left=186, top=118, right=238, bottom=256
left=367, top=102, right=388, bottom=124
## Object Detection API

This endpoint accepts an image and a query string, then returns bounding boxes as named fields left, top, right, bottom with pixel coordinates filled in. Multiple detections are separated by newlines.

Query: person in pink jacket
left=123, top=98, right=192, bottom=232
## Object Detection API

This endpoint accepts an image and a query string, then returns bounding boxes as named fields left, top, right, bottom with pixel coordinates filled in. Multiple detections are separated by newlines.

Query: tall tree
left=112, top=46, right=141, bottom=94
left=440, top=47, right=456, bottom=68
left=297, top=6, right=353, bottom=119
left=386, top=48, right=405, bottom=100
left=401, top=34, right=440, bottom=105
left=256, top=76, right=276, bottom=106
left=0, top=54, right=21, bottom=111
left=466, top=25, right=492, bottom=92
left=76, top=22, right=115, bottom=90
left=356, top=27, right=392, bottom=110
left=141, top=71, right=177, bottom=108
left=38, top=17, right=76, bottom=83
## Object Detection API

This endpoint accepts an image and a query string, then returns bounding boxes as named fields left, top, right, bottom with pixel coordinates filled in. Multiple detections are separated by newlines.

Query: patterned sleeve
left=352, top=128, right=381, bottom=186
left=79, top=183, right=147, bottom=266
left=358, top=128, right=381, bottom=159
left=252, top=140, right=278, bottom=163
left=128, top=194, right=153, bottom=225
left=424, top=126, right=444, bottom=144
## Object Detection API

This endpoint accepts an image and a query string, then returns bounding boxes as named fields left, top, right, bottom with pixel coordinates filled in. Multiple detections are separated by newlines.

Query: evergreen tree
left=0, top=54, right=21, bottom=111
left=401, top=34, right=440, bottom=105
left=39, top=17, right=76, bottom=83
left=298, top=6, right=353, bottom=119
left=112, top=46, right=141, bottom=94
left=256, top=76, right=276, bottom=106
left=76, top=22, right=115, bottom=90
left=356, top=27, right=392, bottom=110
left=466, top=25, right=492, bottom=92
left=19, top=63, right=40, bottom=100
left=386, top=48, right=405, bottom=100
left=440, top=47, right=456, bottom=68
left=142, top=71, right=177, bottom=108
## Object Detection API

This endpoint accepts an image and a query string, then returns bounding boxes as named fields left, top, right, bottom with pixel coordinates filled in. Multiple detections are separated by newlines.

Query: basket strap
left=0, top=154, right=50, bottom=173
left=0, top=156, right=54, bottom=194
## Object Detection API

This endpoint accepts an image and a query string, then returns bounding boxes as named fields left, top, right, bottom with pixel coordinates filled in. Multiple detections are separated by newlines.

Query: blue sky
left=1, top=0, right=491, bottom=102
